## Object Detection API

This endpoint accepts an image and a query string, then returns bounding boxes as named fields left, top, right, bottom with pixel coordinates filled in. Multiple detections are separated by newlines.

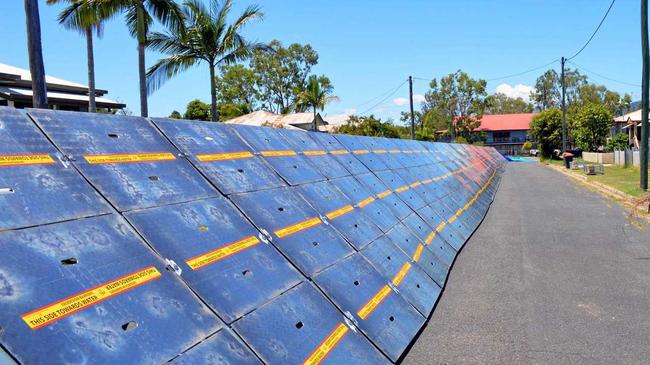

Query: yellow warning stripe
left=330, top=150, right=349, bottom=155
left=352, top=149, right=369, bottom=155
left=325, top=205, right=354, bottom=220
left=21, top=266, right=161, bottom=330
left=260, top=150, right=297, bottom=157
left=409, top=181, right=422, bottom=188
left=196, top=151, right=253, bottom=162
left=421, top=178, right=433, bottom=185
left=403, top=150, right=414, bottom=154
left=357, top=196, right=376, bottom=208
left=377, top=190, right=393, bottom=199
left=425, top=231, right=436, bottom=245
left=373, top=149, right=387, bottom=154
left=435, top=221, right=447, bottom=232
left=302, top=323, right=349, bottom=365
left=185, top=235, right=260, bottom=270
left=357, top=285, right=392, bottom=320
left=388, top=150, right=401, bottom=154
left=274, top=217, right=322, bottom=238
left=412, top=244, right=424, bottom=262
left=448, top=215, right=457, bottom=223
left=392, top=262, right=412, bottom=286
left=304, top=150, right=327, bottom=156
left=395, top=186, right=410, bottom=193
left=0, top=154, right=55, bottom=167
left=84, top=152, right=176, bottom=164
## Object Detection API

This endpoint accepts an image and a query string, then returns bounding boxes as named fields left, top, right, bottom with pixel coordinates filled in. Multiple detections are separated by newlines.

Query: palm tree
left=146, top=0, right=264, bottom=122
left=47, top=0, right=105, bottom=112
left=298, top=75, right=339, bottom=131
left=93, top=0, right=184, bottom=117
left=23, top=0, right=48, bottom=108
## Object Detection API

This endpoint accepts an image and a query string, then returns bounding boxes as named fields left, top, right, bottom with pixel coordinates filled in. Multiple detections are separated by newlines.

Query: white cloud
left=495, top=83, right=534, bottom=101
left=393, top=95, right=425, bottom=106
left=393, top=97, right=408, bottom=106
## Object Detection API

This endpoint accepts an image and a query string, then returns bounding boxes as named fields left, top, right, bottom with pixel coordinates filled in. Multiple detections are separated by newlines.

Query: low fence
left=583, top=152, right=614, bottom=164
left=614, top=149, right=647, bottom=167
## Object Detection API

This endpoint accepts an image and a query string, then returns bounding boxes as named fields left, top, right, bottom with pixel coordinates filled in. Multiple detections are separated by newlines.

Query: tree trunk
left=137, top=4, right=148, bottom=117
left=24, top=0, right=47, bottom=109
left=312, top=106, right=317, bottom=131
left=86, top=27, right=96, bottom=113
left=210, top=63, right=218, bottom=122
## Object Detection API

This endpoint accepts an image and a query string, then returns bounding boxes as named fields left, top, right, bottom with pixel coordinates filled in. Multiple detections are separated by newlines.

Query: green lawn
left=541, top=158, right=649, bottom=197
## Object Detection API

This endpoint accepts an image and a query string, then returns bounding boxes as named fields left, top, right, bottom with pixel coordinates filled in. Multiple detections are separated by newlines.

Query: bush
left=606, top=133, right=629, bottom=152
left=522, top=141, right=533, bottom=151
left=454, top=136, right=469, bottom=144
left=530, top=108, right=562, bottom=158
left=573, top=104, right=612, bottom=152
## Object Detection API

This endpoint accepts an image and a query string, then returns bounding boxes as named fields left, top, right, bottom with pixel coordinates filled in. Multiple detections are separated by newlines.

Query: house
left=476, top=113, right=537, bottom=155
left=223, top=110, right=351, bottom=132
left=613, top=109, right=649, bottom=149
left=0, top=63, right=125, bottom=112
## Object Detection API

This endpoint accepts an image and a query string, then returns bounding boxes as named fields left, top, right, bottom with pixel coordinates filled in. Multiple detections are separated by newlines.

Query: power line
left=359, top=80, right=408, bottom=115
left=568, top=60, right=641, bottom=88
left=567, top=0, right=616, bottom=60
left=411, top=58, right=559, bottom=84
left=350, top=79, right=409, bottom=110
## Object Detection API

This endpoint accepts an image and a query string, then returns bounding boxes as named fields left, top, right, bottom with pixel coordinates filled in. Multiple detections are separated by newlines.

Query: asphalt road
left=404, top=163, right=650, bottom=365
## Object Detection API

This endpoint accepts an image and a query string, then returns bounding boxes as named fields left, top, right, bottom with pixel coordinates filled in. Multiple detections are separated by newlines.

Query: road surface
left=404, top=163, right=650, bottom=364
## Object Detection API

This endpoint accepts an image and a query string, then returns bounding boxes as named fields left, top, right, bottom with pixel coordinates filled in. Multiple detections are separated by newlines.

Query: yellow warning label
left=0, top=154, right=55, bottom=167
left=409, top=181, right=422, bottom=188
left=274, top=217, right=322, bottom=238
left=196, top=151, right=253, bottom=162
left=448, top=215, right=457, bottom=223
left=302, top=323, right=349, bottom=365
left=392, top=262, right=412, bottom=286
left=325, top=205, right=354, bottom=220
left=303, top=150, right=326, bottom=156
left=357, top=196, right=376, bottom=208
left=373, top=149, right=387, bottom=154
left=436, top=221, right=447, bottom=232
left=412, top=244, right=424, bottom=262
left=425, top=231, right=436, bottom=245
left=388, top=150, right=401, bottom=154
left=421, top=178, right=433, bottom=185
left=21, top=266, right=161, bottom=330
left=377, top=190, right=393, bottom=199
left=357, top=285, right=391, bottom=320
left=84, top=152, right=176, bottom=164
left=352, top=149, right=369, bottom=155
left=330, top=150, right=349, bottom=155
left=456, top=208, right=464, bottom=216
left=395, top=186, right=410, bottom=193
left=185, top=236, right=260, bottom=270
left=260, top=150, right=297, bottom=157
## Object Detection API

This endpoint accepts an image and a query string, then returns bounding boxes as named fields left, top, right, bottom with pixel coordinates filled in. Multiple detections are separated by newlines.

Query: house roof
left=223, top=111, right=346, bottom=131
left=0, top=86, right=125, bottom=109
left=613, top=109, right=646, bottom=123
left=476, top=113, right=536, bottom=131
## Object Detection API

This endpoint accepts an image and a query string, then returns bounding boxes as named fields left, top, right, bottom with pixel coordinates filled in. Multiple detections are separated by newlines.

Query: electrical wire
left=567, top=0, right=616, bottom=60
left=350, top=79, right=410, bottom=110
left=411, top=58, right=559, bottom=83
left=568, top=60, right=641, bottom=88
left=358, top=80, right=408, bottom=115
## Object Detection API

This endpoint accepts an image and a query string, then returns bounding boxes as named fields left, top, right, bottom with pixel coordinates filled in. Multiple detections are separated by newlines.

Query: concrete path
left=404, top=163, right=650, bottom=365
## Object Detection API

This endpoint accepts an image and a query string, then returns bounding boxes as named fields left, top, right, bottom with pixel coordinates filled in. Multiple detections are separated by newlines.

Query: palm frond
left=146, top=54, right=199, bottom=94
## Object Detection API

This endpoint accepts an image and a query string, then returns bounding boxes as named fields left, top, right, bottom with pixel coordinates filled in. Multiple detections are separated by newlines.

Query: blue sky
left=0, top=0, right=641, bottom=123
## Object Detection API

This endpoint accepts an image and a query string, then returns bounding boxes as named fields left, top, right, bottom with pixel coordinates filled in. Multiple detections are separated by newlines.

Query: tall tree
left=47, top=0, right=105, bottom=112
left=251, top=40, right=319, bottom=113
left=214, top=63, right=260, bottom=114
left=95, top=0, right=184, bottom=117
left=147, top=0, right=264, bottom=122
left=423, top=70, right=488, bottom=140
left=530, top=70, right=560, bottom=111
left=485, top=93, right=534, bottom=114
left=297, top=75, right=338, bottom=131
left=573, top=104, right=612, bottom=152
left=24, top=0, right=48, bottom=109
left=530, top=108, right=563, bottom=158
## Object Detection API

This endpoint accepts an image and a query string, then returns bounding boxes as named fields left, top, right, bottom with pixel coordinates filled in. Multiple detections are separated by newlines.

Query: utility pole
left=409, top=76, right=415, bottom=140
left=641, top=0, right=649, bottom=190
left=560, top=57, right=566, bottom=153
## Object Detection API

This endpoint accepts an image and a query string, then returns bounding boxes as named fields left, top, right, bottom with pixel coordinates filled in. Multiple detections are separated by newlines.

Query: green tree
left=214, top=64, right=260, bottom=113
left=573, top=104, right=612, bottom=152
left=606, top=132, right=629, bottom=152
left=147, top=0, right=264, bottom=122
left=297, top=75, right=339, bottom=131
left=169, top=110, right=182, bottom=118
left=530, top=108, right=562, bottom=158
left=522, top=141, right=533, bottom=152
left=48, top=0, right=106, bottom=112
left=24, top=0, right=48, bottom=108
left=337, top=115, right=404, bottom=138
left=183, top=99, right=210, bottom=121
left=251, top=40, right=319, bottom=113
left=94, top=0, right=184, bottom=117
left=530, top=68, right=586, bottom=111
left=423, top=70, right=488, bottom=139
left=485, top=93, right=533, bottom=114
left=217, top=103, right=246, bottom=121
